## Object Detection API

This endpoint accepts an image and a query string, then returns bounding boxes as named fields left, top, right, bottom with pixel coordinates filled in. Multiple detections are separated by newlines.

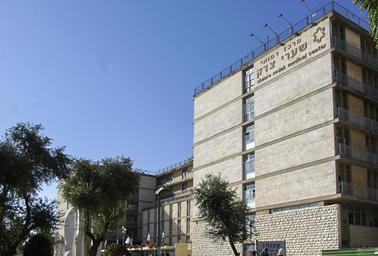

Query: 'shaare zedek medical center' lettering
left=256, top=26, right=328, bottom=84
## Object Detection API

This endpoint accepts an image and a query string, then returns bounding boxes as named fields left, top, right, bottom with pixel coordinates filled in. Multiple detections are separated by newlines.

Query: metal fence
left=193, top=1, right=370, bottom=96
left=337, top=107, right=378, bottom=134
left=338, top=181, right=378, bottom=202
left=333, top=70, right=378, bottom=101
left=155, top=156, right=193, bottom=176
left=331, top=36, right=378, bottom=69
left=337, top=143, right=378, bottom=165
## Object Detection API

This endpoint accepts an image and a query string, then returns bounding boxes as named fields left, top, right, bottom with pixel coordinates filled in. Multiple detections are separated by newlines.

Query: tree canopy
left=0, top=123, right=71, bottom=256
left=62, top=156, right=140, bottom=256
left=194, top=174, right=250, bottom=256
left=354, top=0, right=378, bottom=47
left=23, top=233, right=53, bottom=256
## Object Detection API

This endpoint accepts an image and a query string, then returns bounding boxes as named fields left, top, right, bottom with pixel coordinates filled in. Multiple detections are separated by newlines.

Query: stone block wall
left=191, top=220, right=242, bottom=256
left=255, top=204, right=340, bottom=256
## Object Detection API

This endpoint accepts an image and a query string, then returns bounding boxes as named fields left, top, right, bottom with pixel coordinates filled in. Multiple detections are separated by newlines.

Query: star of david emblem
left=313, top=26, right=326, bottom=43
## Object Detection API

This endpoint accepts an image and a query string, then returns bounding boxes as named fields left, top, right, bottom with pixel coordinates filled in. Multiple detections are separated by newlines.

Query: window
left=177, top=219, right=181, bottom=242
left=244, top=96, right=255, bottom=121
left=338, top=163, right=352, bottom=194
left=368, top=169, right=378, bottom=200
left=361, top=36, right=377, bottom=57
left=348, top=207, right=366, bottom=226
left=186, top=201, right=191, bottom=217
left=243, top=153, right=255, bottom=179
left=169, top=205, right=173, bottom=244
left=186, top=218, right=190, bottom=235
left=182, top=169, right=187, bottom=180
left=178, top=202, right=181, bottom=218
left=335, top=90, right=348, bottom=111
left=364, top=101, right=378, bottom=121
left=333, top=55, right=346, bottom=75
left=332, top=22, right=345, bottom=40
left=182, top=182, right=188, bottom=192
left=362, top=69, right=377, bottom=88
left=366, top=135, right=377, bottom=154
left=244, top=124, right=255, bottom=150
left=246, top=213, right=256, bottom=239
left=244, top=66, right=255, bottom=92
left=336, top=127, right=350, bottom=145
left=244, top=183, right=255, bottom=208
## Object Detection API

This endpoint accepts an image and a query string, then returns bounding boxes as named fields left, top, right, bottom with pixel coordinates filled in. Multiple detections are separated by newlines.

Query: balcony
left=337, top=143, right=378, bottom=166
left=334, top=71, right=378, bottom=101
left=338, top=181, right=378, bottom=202
left=336, top=107, right=378, bottom=134
left=332, top=36, right=378, bottom=70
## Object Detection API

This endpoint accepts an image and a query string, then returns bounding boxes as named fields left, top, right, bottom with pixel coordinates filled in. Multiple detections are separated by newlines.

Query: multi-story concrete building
left=55, top=171, right=156, bottom=256
left=191, top=2, right=378, bottom=256
left=142, top=157, right=193, bottom=246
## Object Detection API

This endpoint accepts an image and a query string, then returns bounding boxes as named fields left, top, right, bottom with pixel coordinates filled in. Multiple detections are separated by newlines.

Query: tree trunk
left=88, top=238, right=102, bottom=256
left=229, top=239, right=240, bottom=256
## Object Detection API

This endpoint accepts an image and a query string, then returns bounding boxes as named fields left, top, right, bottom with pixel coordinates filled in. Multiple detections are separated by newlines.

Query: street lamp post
left=155, top=186, right=170, bottom=256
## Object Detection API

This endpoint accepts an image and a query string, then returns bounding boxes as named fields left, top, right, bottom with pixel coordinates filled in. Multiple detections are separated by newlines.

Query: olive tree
left=0, top=123, right=71, bottom=256
left=194, top=174, right=250, bottom=256
left=62, top=157, right=139, bottom=256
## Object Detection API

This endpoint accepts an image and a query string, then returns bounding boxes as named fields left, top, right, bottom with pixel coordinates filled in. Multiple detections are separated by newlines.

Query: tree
left=354, top=0, right=378, bottom=47
left=23, top=233, right=53, bottom=256
left=62, top=157, right=140, bottom=256
left=194, top=174, right=250, bottom=256
left=0, top=123, right=71, bottom=256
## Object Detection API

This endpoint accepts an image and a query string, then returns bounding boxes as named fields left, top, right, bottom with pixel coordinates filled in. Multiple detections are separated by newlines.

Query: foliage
left=23, top=233, right=53, bottom=256
left=0, top=123, right=71, bottom=256
left=62, top=157, right=139, bottom=256
left=194, top=174, right=249, bottom=256
left=104, top=244, right=131, bottom=256
left=354, top=0, right=378, bottom=47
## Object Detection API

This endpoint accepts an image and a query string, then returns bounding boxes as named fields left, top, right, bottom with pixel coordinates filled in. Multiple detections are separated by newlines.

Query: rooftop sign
left=255, top=19, right=330, bottom=85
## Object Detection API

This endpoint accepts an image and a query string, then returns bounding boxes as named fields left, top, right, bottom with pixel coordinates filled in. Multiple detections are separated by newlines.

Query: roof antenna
left=299, top=0, right=316, bottom=18
left=278, top=13, right=294, bottom=35
left=263, top=23, right=283, bottom=45
left=249, top=32, right=266, bottom=51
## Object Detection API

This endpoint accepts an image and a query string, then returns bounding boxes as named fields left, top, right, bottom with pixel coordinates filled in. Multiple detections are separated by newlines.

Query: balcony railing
left=336, top=107, right=378, bottom=133
left=193, top=1, right=369, bottom=96
left=338, top=181, right=378, bottom=202
left=332, top=36, right=378, bottom=70
left=155, top=156, right=193, bottom=176
left=337, top=143, right=378, bottom=166
left=334, top=71, right=378, bottom=101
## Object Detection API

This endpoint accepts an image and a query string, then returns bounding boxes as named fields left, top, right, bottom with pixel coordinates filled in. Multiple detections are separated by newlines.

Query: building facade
left=142, top=157, right=193, bottom=246
left=191, top=2, right=378, bottom=256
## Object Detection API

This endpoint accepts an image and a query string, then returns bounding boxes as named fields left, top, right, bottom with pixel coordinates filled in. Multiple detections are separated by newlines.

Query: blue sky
left=0, top=0, right=365, bottom=200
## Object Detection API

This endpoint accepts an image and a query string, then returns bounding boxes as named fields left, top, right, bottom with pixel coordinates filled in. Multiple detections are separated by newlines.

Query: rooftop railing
left=134, top=168, right=155, bottom=176
left=193, top=1, right=369, bottom=96
left=337, top=107, right=378, bottom=134
left=155, top=156, right=193, bottom=176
